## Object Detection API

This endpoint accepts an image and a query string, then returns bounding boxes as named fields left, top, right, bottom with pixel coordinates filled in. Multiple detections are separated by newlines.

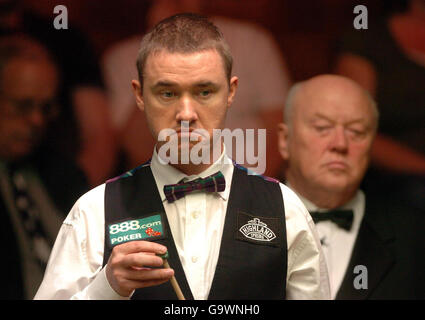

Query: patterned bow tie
left=163, top=171, right=225, bottom=203
left=310, top=209, right=354, bottom=231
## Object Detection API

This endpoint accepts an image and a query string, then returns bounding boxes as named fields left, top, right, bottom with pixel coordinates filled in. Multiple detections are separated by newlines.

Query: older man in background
left=278, top=74, right=425, bottom=299
left=0, top=37, right=88, bottom=299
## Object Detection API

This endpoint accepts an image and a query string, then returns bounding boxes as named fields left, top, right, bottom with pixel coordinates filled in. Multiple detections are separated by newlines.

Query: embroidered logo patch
left=239, top=217, right=276, bottom=242
left=236, top=212, right=281, bottom=247
left=108, top=214, right=163, bottom=247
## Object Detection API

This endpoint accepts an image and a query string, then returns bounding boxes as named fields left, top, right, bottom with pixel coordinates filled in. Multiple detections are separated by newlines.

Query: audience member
left=278, top=74, right=425, bottom=299
left=0, top=0, right=117, bottom=186
left=0, top=36, right=89, bottom=299
left=334, top=0, right=425, bottom=209
left=102, top=0, right=291, bottom=176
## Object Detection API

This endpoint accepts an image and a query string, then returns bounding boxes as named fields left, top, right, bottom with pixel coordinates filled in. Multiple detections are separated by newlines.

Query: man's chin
left=319, top=175, right=352, bottom=192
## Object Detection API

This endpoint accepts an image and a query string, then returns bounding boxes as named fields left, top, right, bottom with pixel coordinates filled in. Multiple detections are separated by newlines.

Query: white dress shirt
left=295, top=191, right=365, bottom=299
left=35, top=150, right=330, bottom=300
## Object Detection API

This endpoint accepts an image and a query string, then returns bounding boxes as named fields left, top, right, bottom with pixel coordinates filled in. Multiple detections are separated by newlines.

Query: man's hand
left=105, top=241, right=174, bottom=297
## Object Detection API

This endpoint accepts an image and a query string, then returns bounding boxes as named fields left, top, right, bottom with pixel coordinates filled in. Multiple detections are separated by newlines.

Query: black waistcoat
left=103, top=164, right=287, bottom=299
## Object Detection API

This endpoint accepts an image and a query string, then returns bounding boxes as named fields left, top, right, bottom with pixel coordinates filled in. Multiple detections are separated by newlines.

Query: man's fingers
left=106, top=240, right=171, bottom=296
left=123, top=252, right=164, bottom=269
left=114, top=240, right=167, bottom=255
left=126, top=267, right=174, bottom=282
left=121, top=276, right=174, bottom=291
left=110, top=268, right=173, bottom=297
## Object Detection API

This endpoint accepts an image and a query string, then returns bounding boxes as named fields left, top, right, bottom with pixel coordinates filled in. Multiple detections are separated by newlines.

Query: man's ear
left=277, top=123, right=290, bottom=160
left=227, top=76, right=238, bottom=108
left=132, top=80, right=144, bottom=111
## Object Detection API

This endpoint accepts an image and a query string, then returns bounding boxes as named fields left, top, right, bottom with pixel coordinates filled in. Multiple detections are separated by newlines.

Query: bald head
left=284, top=74, right=379, bottom=132
left=278, top=74, right=378, bottom=208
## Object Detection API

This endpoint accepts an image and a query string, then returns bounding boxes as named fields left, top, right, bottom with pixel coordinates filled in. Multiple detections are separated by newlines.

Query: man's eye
left=199, top=90, right=211, bottom=97
left=161, top=91, right=175, bottom=98
left=315, top=126, right=331, bottom=132
left=350, top=129, right=362, bottom=135
left=348, top=128, right=366, bottom=138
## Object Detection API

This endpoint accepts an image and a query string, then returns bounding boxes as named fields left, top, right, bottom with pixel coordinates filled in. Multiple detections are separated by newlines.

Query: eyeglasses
left=0, top=94, right=59, bottom=120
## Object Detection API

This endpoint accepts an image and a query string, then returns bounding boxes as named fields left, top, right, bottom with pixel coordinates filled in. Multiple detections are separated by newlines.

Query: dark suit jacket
left=336, top=194, right=425, bottom=299
left=0, top=148, right=89, bottom=299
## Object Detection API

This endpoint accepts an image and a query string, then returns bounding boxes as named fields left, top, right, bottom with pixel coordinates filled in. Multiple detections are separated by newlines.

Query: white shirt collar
left=285, top=182, right=365, bottom=233
left=150, top=145, right=234, bottom=202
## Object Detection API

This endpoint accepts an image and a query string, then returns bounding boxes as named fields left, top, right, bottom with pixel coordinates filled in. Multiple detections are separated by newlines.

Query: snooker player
left=35, top=13, right=329, bottom=300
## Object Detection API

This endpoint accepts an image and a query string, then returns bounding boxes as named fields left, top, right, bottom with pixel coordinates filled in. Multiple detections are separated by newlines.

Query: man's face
left=0, top=58, right=58, bottom=160
left=279, top=79, right=376, bottom=197
left=133, top=49, right=237, bottom=159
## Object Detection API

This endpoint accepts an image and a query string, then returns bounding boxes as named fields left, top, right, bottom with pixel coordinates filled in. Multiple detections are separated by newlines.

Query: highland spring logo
left=157, top=121, right=266, bottom=175
left=239, top=218, right=277, bottom=242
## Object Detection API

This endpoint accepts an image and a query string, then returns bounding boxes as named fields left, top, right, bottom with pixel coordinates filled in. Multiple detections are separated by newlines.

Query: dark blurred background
left=24, top=0, right=407, bottom=81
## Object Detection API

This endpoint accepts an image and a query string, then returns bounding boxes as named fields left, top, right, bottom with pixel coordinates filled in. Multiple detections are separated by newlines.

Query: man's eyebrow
left=345, top=118, right=368, bottom=125
left=311, top=113, right=333, bottom=122
left=152, top=80, right=176, bottom=88
left=152, top=80, right=219, bottom=88
left=312, top=113, right=368, bottom=125
left=195, top=81, right=217, bottom=87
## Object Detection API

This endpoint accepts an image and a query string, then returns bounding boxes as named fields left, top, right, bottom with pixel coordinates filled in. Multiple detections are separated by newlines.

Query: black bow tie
left=310, top=209, right=354, bottom=231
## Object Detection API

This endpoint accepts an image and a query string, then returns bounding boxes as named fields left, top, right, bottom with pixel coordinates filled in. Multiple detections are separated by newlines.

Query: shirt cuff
left=85, top=267, right=132, bottom=300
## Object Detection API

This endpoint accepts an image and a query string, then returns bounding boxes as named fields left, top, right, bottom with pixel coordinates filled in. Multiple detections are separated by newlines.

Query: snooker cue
left=158, top=252, right=185, bottom=300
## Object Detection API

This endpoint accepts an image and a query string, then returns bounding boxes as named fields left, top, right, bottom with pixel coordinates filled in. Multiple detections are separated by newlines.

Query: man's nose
left=329, top=126, right=348, bottom=153
left=176, top=95, right=198, bottom=123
